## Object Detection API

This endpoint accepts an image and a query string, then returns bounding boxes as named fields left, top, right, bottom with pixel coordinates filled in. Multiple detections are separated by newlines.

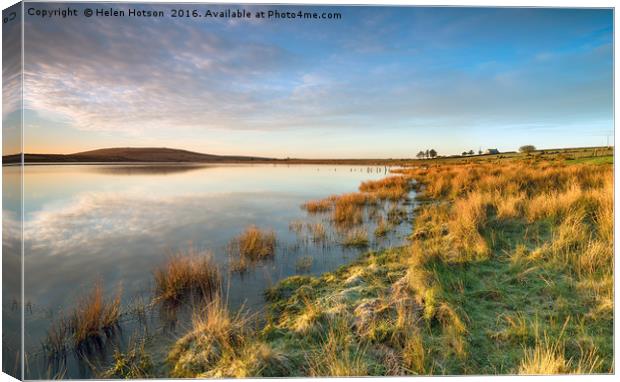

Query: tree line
left=416, top=149, right=437, bottom=159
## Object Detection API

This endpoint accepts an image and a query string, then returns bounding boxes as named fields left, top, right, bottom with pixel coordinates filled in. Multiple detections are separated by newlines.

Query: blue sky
left=18, top=4, right=613, bottom=158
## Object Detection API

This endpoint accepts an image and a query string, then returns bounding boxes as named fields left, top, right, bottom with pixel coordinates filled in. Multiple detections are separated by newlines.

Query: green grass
left=567, top=155, right=613, bottom=165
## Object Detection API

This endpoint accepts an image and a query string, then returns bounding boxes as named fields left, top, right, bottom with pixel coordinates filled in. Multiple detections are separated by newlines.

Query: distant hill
left=2, top=147, right=272, bottom=164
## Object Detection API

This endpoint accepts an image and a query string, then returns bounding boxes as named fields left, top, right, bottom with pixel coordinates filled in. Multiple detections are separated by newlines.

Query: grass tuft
left=228, top=226, right=276, bottom=272
left=154, top=248, right=220, bottom=303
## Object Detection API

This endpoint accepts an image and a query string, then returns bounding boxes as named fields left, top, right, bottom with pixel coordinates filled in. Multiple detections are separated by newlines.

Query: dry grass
left=359, top=176, right=410, bottom=201
left=307, top=222, right=327, bottom=243
left=401, top=326, right=426, bottom=375
left=518, top=327, right=602, bottom=375
left=228, top=226, right=276, bottom=272
left=72, top=281, right=122, bottom=347
left=402, top=160, right=613, bottom=374
left=165, top=155, right=612, bottom=377
left=341, top=228, right=369, bottom=247
left=307, top=318, right=369, bottom=376
left=288, top=220, right=304, bottom=234
left=153, top=248, right=220, bottom=303
left=234, top=226, right=276, bottom=260
left=374, top=216, right=391, bottom=238
left=169, top=297, right=291, bottom=377
left=102, top=334, right=153, bottom=378
left=45, top=281, right=123, bottom=353
left=302, top=198, right=334, bottom=213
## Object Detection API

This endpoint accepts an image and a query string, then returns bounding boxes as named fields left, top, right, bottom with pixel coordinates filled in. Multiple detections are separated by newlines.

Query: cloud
left=23, top=191, right=229, bottom=255
left=21, top=5, right=613, bottom=151
left=23, top=4, right=299, bottom=135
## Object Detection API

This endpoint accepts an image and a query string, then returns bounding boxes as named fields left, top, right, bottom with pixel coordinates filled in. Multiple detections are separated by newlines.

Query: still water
left=8, top=163, right=413, bottom=378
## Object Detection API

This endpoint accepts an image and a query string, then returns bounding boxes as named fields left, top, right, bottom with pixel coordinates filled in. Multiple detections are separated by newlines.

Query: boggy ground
left=167, top=154, right=613, bottom=377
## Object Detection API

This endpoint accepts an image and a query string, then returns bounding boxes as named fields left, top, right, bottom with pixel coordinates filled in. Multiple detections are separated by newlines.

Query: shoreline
left=166, top=156, right=613, bottom=377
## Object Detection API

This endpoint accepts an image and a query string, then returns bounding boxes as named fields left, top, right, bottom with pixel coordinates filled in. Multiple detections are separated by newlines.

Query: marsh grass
left=302, top=198, right=334, bottom=213
left=302, top=181, right=411, bottom=230
left=45, top=281, right=123, bottom=355
left=169, top=297, right=291, bottom=378
left=228, top=226, right=277, bottom=272
left=288, top=220, right=304, bottom=234
left=307, top=222, right=327, bottom=243
left=332, top=194, right=369, bottom=227
left=359, top=176, right=410, bottom=201
left=296, top=256, right=314, bottom=273
left=342, top=228, right=369, bottom=247
left=101, top=334, right=153, bottom=378
left=164, top=153, right=612, bottom=377
left=72, top=282, right=122, bottom=348
left=153, top=249, right=220, bottom=304
left=374, top=216, right=391, bottom=238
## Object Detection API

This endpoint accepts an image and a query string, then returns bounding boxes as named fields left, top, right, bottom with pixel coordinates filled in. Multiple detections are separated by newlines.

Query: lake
left=6, top=163, right=414, bottom=378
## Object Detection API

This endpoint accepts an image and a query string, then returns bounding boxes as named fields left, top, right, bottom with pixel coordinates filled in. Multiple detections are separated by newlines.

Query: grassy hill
left=2, top=147, right=271, bottom=164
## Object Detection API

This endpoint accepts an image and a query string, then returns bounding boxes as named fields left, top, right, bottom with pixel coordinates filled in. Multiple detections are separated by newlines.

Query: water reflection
left=18, top=163, right=410, bottom=379
left=89, top=164, right=210, bottom=176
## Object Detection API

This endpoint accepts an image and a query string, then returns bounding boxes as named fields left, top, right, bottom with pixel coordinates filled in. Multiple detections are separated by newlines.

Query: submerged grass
left=307, top=222, right=327, bottom=243
left=301, top=176, right=411, bottom=231
left=45, top=281, right=123, bottom=354
left=228, top=226, right=277, bottom=272
left=72, top=281, right=122, bottom=347
left=153, top=248, right=220, bottom=304
left=341, top=228, right=369, bottom=247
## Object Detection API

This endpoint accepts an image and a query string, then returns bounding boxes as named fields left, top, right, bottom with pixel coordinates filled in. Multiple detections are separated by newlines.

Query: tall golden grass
left=403, top=160, right=613, bottom=374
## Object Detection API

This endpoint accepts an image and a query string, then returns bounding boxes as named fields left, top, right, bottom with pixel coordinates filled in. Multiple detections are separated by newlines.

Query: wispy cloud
left=21, top=5, right=613, bottom=156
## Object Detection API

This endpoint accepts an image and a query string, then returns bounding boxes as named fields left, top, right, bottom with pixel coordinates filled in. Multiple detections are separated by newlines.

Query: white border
left=0, top=1, right=617, bottom=381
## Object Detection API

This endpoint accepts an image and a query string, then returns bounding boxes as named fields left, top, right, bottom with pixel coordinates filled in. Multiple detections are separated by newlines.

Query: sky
left=13, top=4, right=614, bottom=158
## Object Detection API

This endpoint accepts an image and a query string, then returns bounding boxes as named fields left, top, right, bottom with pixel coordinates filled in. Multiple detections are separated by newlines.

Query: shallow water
left=6, top=163, right=413, bottom=378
